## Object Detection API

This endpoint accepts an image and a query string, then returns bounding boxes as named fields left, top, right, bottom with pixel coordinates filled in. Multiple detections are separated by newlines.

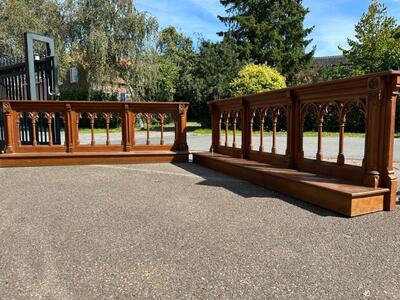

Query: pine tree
left=218, top=0, right=315, bottom=85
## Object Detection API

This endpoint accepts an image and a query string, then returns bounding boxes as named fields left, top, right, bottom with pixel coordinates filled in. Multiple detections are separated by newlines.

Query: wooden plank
left=193, top=152, right=388, bottom=217
left=0, top=151, right=189, bottom=167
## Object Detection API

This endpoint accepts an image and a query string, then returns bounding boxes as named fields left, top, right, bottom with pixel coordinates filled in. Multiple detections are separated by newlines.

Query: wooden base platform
left=0, top=151, right=189, bottom=167
left=193, top=152, right=389, bottom=217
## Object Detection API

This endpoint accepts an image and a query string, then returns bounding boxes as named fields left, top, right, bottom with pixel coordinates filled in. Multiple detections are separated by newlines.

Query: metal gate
left=0, top=32, right=61, bottom=151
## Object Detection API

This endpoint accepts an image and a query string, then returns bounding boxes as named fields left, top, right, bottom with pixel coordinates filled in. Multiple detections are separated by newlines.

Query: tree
left=218, top=0, right=315, bottom=85
left=0, top=0, right=68, bottom=80
left=340, top=0, right=400, bottom=73
left=190, top=40, right=244, bottom=125
left=151, top=27, right=195, bottom=101
left=64, top=0, right=158, bottom=99
left=230, top=64, right=286, bottom=96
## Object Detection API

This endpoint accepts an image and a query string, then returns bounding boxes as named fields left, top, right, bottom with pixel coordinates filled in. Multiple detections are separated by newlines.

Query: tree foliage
left=218, top=0, right=315, bottom=85
left=64, top=0, right=158, bottom=98
left=189, top=40, right=244, bottom=125
left=340, top=0, right=400, bottom=73
left=0, top=0, right=68, bottom=79
left=230, top=64, right=286, bottom=96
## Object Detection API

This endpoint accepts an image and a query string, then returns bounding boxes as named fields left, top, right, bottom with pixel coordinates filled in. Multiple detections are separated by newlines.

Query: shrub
left=230, top=64, right=286, bottom=96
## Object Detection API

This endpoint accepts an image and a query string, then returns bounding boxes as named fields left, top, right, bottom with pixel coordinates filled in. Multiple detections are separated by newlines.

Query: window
left=70, top=67, right=78, bottom=83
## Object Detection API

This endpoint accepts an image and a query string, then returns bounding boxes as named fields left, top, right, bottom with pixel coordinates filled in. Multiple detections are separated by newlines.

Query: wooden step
left=193, top=152, right=389, bottom=217
left=0, top=151, right=189, bottom=167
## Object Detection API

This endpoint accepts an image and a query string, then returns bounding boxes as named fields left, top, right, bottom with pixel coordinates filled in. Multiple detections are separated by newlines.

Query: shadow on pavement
left=174, top=163, right=341, bottom=218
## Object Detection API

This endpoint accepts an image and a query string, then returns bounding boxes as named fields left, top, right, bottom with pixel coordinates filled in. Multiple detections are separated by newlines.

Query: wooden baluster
left=44, top=113, right=55, bottom=146
left=16, top=113, right=22, bottom=146
left=28, top=112, right=39, bottom=147
left=316, top=104, right=325, bottom=161
left=76, top=113, right=82, bottom=145
left=249, top=110, right=255, bottom=151
left=224, top=112, right=230, bottom=147
left=259, top=109, right=266, bottom=152
left=158, top=113, right=166, bottom=145
left=232, top=111, right=238, bottom=148
left=145, top=113, right=152, bottom=145
left=218, top=113, right=222, bottom=145
left=337, top=103, right=346, bottom=165
left=87, top=113, right=97, bottom=146
left=102, top=112, right=112, bottom=146
left=272, top=108, right=279, bottom=154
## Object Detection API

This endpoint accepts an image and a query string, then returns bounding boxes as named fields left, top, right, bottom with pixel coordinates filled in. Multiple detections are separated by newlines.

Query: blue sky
left=135, top=0, right=400, bottom=57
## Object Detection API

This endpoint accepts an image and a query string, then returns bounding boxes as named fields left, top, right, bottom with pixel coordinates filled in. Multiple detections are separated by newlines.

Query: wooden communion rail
left=193, top=71, right=400, bottom=217
left=0, top=101, right=189, bottom=166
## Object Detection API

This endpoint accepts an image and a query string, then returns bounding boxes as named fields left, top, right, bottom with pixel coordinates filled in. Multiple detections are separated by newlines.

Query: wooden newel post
left=2, top=102, right=17, bottom=153
left=242, top=98, right=252, bottom=159
left=380, top=75, right=399, bottom=210
left=363, top=77, right=382, bottom=188
left=174, top=104, right=188, bottom=151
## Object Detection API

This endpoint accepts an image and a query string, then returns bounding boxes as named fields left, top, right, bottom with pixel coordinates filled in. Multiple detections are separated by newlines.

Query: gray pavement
left=0, top=163, right=399, bottom=299
left=77, top=132, right=400, bottom=162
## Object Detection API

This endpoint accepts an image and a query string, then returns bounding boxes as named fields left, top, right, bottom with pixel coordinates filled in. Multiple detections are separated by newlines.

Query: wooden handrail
left=0, top=100, right=189, bottom=154
left=209, top=70, right=400, bottom=210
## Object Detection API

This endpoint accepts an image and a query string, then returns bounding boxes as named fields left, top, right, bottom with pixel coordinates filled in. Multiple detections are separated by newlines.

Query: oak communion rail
left=0, top=100, right=189, bottom=166
left=196, top=70, right=400, bottom=216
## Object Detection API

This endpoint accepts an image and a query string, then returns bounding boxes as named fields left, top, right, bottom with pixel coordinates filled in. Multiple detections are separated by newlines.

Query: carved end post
left=363, top=77, right=382, bottom=188
left=380, top=75, right=399, bottom=210
left=2, top=102, right=17, bottom=153
left=174, top=104, right=188, bottom=151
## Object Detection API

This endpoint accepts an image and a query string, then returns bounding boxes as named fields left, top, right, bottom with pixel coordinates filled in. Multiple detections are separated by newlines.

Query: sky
left=135, top=0, right=400, bottom=57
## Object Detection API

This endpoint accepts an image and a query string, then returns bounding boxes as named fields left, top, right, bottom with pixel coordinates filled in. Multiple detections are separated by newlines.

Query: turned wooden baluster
left=316, top=104, right=325, bottom=161
left=102, top=112, right=113, bottom=146
left=218, top=113, right=223, bottom=145
left=158, top=113, right=166, bottom=145
left=224, top=112, right=230, bottom=147
left=144, top=113, right=152, bottom=145
left=259, top=109, right=266, bottom=152
left=337, top=103, right=347, bottom=165
left=16, top=113, right=22, bottom=146
left=44, top=113, right=55, bottom=146
left=28, top=112, right=39, bottom=147
left=232, top=111, right=238, bottom=148
left=87, top=113, right=97, bottom=146
left=249, top=110, right=255, bottom=151
left=76, top=113, right=82, bottom=145
left=271, top=108, right=279, bottom=154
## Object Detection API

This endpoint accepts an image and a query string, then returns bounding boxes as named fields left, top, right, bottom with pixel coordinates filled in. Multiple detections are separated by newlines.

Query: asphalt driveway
left=1, top=163, right=399, bottom=299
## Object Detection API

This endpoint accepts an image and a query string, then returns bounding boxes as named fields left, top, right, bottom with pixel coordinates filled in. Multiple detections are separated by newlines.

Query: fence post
left=379, top=74, right=399, bottom=210
left=242, top=97, right=251, bottom=160
left=363, top=77, right=383, bottom=188
left=287, top=90, right=299, bottom=168
left=2, top=102, right=17, bottom=153
left=173, top=104, right=189, bottom=151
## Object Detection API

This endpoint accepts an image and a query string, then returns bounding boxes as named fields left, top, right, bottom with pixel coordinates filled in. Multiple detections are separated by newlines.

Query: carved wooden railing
left=0, top=100, right=189, bottom=154
left=209, top=71, right=400, bottom=210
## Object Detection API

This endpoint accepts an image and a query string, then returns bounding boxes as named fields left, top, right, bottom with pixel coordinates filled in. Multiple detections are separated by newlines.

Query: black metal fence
left=0, top=54, right=61, bottom=151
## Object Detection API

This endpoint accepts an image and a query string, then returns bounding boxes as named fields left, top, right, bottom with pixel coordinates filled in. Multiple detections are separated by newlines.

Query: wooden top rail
left=1, top=100, right=189, bottom=154
left=209, top=70, right=400, bottom=210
